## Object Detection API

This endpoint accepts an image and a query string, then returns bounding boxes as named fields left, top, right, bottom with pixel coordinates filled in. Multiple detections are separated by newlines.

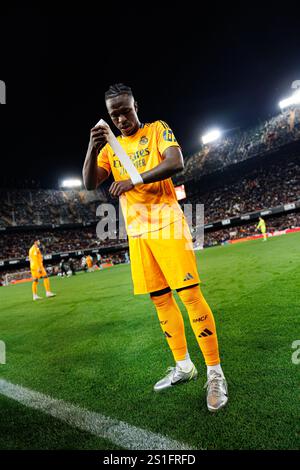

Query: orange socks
left=177, top=285, right=220, bottom=366
left=151, top=286, right=221, bottom=367
left=151, top=291, right=187, bottom=361
left=32, top=281, right=38, bottom=296
left=43, top=277, right=50, bottom=292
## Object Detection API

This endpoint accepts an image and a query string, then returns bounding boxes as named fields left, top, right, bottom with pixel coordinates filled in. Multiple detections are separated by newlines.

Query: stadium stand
left=178, top=107, right=300, bottom=181
left=0, top=227, right=121, bottom=260
left=1, top=152, right=298, bottom=233
left=0, top=188, right=107, bottom=228
left=182, top=153, right=300, bottom=223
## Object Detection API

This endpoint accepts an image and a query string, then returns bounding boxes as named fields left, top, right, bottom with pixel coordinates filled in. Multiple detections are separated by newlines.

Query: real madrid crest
left=139, top=136, right=148, bottom=145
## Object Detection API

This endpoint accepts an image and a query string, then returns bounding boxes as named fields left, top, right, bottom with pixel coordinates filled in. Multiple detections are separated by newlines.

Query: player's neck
left=122, top=121, right=143, bottom=138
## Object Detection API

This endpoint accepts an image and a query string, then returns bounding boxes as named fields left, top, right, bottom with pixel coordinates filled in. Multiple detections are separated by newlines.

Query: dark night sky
left=1, top=4, right=300, bottom=188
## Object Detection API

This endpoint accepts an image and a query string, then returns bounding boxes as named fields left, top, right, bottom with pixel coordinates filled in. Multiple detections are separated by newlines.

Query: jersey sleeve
left=156, top=120, right=180, bottom=156
left=97, top=144, right=111, bottom=175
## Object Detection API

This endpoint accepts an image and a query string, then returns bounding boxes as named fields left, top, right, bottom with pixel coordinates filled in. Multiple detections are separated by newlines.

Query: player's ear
left=134, top=100, right=138, bottom=113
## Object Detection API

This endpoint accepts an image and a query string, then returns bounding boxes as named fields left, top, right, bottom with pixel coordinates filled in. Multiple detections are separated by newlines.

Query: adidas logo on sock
left=164, top=331, right=172, bottom=338
left=183, top=272, right=194, bottom=281
left=198, top=328, right=213, bottom=338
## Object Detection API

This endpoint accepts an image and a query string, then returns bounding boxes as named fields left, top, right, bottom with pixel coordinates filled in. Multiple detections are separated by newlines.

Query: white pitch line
left=0, top=379, right=197, bottom=450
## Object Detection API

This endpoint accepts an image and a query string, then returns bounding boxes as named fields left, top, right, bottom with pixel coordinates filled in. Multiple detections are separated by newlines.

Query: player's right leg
left=31, top=272, right=42, bottom=301
left=150, top=287, right=198, bottom=391
left=128, top=234, right=197, bottom=392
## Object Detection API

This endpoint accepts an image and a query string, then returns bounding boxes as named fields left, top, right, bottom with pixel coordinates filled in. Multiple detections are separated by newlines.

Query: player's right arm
left=83, top=125, right=111, bottom=190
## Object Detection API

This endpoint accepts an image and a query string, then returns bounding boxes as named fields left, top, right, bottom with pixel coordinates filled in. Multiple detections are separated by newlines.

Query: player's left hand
left=109, top=180, right=134, bottom=197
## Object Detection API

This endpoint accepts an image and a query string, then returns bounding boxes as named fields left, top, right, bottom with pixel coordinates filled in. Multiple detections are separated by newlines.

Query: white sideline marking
left=0, top=379, right=196, bottom=450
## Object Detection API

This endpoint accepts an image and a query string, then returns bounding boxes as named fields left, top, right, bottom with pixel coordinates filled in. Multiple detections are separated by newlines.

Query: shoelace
left=204, top=373, right=224, bottom=397
left=165, top=366, right=183, bottom=380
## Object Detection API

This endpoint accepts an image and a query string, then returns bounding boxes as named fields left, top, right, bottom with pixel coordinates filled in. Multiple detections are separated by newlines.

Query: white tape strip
left=95, top=119, right=143, bottom=185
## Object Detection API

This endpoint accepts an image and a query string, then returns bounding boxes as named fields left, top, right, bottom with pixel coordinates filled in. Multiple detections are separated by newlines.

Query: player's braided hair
left=104, top=83, right=133, bottom=100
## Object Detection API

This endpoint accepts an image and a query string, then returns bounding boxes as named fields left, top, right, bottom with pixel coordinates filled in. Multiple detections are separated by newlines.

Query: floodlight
left=201, top=129, right=222, bottom=145
left=61, top=178, right=82, bottom=188
left=279, top=89, right=300, bottom=109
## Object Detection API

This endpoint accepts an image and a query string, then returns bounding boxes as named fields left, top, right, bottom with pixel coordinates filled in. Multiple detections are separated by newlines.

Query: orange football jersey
left=29, top=244, right=43, bottom=270
left=97, top=120, right=184, bottom=236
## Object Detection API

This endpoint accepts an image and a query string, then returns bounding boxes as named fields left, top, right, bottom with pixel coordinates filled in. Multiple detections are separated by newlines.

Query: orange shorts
left=128, top=218, right=200, bottom=295
left=31, top=266, right=47, bottom=279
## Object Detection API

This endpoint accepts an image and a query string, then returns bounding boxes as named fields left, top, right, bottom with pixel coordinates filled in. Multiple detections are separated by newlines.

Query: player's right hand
left=90, top=124, right=110, bottom=152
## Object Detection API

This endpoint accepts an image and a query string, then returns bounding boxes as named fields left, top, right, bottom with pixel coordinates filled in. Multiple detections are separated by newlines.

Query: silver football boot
left=204, top=370, right=228, bottom=412
left=154, top=364, right=198, bottom=392
left=46, top=292, right=56, bottom=298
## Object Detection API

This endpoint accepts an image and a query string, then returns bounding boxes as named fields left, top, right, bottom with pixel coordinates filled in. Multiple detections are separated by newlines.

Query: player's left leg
left=176, top=284, right=228, bottom=411
left=177, top=284, right=220, bottom=366
left=148, top=219, right=228, bottom=411
left=262, top=231, right=267, bottom=241
left=150, top=287, right=198, bottom=391
left=41, top=268, right=56, bottom=297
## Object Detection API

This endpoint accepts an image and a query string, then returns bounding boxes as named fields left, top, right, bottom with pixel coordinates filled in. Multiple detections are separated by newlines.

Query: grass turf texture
left=0, top=233, right=299, bottom=450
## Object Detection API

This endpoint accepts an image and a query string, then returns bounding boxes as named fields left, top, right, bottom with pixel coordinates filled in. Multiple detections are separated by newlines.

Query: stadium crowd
left=183, top=156, right=300, bottom=223
left=0, top=227, right=122, bottom=260
left=181, top=107, right=300, bottom=180
left=0, top=188, right=107, bottom=228
left=0, top=155, right=299, bottom=233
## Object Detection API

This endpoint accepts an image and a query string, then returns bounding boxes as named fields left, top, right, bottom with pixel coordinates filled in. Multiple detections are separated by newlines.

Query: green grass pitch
left=0, top=233, right=299, bottom=450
